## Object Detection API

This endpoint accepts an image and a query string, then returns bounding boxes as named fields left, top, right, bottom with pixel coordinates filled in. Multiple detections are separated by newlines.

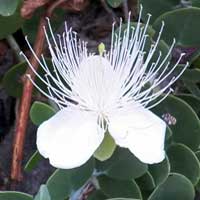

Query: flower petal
left=108, top=107, right=166, bottom=164
left=37, top=108, right=104, bottom=169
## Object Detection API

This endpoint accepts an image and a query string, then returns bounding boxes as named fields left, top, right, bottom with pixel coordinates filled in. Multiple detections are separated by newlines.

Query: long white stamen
left=24, top=9, right=187, bottom=118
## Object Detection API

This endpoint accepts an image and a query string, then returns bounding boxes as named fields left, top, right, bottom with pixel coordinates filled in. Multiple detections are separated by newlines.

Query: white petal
left=37, top=108, right=104, bottom=169
left=108, top=107, right=166, bottom=164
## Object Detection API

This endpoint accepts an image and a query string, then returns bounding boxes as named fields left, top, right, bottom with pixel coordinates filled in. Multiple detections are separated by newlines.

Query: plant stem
left=10, top=0, right=67, bottom=183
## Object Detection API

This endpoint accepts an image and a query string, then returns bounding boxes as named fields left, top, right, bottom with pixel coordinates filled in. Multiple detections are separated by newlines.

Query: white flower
left=21, top=9, right=187, bottom=169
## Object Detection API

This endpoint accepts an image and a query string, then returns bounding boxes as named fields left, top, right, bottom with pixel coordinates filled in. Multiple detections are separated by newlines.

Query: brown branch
left=11, top=0, right=67, bottom=183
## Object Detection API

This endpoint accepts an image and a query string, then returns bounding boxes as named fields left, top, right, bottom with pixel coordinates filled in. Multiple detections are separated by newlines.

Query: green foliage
left=192, top=0, right=200, bottom=7
left=148, top=157, right=170, bottom=186
left=96, top=147, right=148, bottom=180
left=30, top=101, right=56, bottom=126
left=0, top=192, right=33, bottom=200
left=87, top=190, right=107, bottom=200
left=140, top=0, right=180, bottom=23
left=47, top=158, right=94, bottom=200
left=167, top=143, right=200, bottom=185
left=24, top=151, right=43, bottom=172
left=0, top=0, right=23, bottom=39
left=98, top=175, right=142, bottom=199
left=148, top=173, right=195, bottom=200
left=136, top=172, right=156, bottom=191
left=0, top=0, right=20, bottom=16
left=3, top=62, right=26, bottom=97
left=3, top=59, right=53, bottom=98
left=106, top=199, right=140, bottom=200
left=153, top=8, right=200, bottom=46
left=177, top=94, right=200, bottom=116
left=152, top=95, right=200, bottom=151
left=2, top=1, right=200, bottom=200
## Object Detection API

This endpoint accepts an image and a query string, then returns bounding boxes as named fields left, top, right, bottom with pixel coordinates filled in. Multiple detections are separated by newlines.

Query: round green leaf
left=0, top=2, right=23, bottom=39
left=88, top=190, right=108, bottom=200
left=192, top=0, right=200, bottom=7
left=184, top=81, right=200, bottom=98
left=94, top=132, right=116, bottom=161
left=136, top=171, right=156, bottom=191
left=195, top=150, right=200, bottom=191
left=165, top=126, right=173, bottom=142
left=148, top=157, right=170, bottom=186
left=167, top=143, right=200, bottom=185
left=3, top=62, right=26, bottom=97
left=96, top=147, right=148, bottom=180
left=98, top=175, right=142, bottom=199
left=24, top=151, right=43, bottom=172
left=47, top=158, right=94, bottom=200
left=152, top=95, right=200, bottom=151
left=175, top=66, right=200, bottom=83
left=0, top=0, right=20, bottom=16
left=0, top=192, right=33, bottom=200
left=106, top=199, right=139, bottom=200
left=30, top=101, right=56, bottom=126
left=107, top=0, right=123, bottom=8
left=140, top=0, right=180, bottom=23
left=148, top=173, right=195, bottom=200
left=3, top=59, right=53, bottom=98
left=177, top=94, right=200, bottom=116
left=153, top=8, right=200, bottom=47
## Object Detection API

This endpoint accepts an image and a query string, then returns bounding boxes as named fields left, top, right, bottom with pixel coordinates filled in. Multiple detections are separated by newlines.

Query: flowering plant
left=21, top=8, right=187, bottom=169
left=1, top=1, right=200, bottom=200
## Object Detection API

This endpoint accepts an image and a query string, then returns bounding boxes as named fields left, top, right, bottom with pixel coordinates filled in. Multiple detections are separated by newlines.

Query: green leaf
left=165, top=126, right=173, bottom=142
left=106, top=199, right=140, bottom=200
left=94, top=132, right=116, bottom=161
left=24, top=151, right=43, bottom=172
left=30, top=101, right=56, bottom=126
left=87, top=190, right=108, bottom=200
left=0, top=0, right=20, bottom=16
left=184, top=81, right=200, bottom=98
left=192, top=0, right=200, bottom=7
left=148, top=173, right=195, bottom=200
left=195, top=150, right=200, bottom=191
left=167, top=143, right=200, bottom=185
left=136, top=171, right=156, bottom=191
left=148, top=157, right=170, bottom=186
left=3, top=59, right=53, bottom=98
left=34, top=185, right=51, bottom=200
left=3, top=62, right=27, bottom=97
left=98, top=175, right=142, bottom=199
left=177, top=94, right=200, bottom=116
left=96, top=147, right=148, bottom=180
left=175, top=66, right=200, bottom=83
left=153, top=8, right=200, bottom=47
left=140, top=0, right=180, bottom=23
left=47, top=158, right=94, bottom=200
left=152, top=95, right=200, bottom=151
left=107, top=0, right=123, bottom=8
left=0, top=2, right=23, bottom=39
left=0, top=192, right=33, bottom=200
